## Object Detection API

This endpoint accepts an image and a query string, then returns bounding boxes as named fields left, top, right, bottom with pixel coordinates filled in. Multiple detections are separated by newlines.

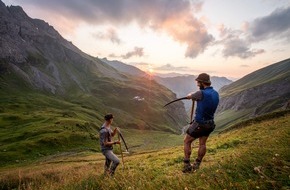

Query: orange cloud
left=15, top=0, right=214, bottom=58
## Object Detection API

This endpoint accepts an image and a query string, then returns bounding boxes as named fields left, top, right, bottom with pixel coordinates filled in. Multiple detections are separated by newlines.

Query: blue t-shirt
left=195, top=87, right=219, bottom=123
left=189, top=87, right=219, bottom=124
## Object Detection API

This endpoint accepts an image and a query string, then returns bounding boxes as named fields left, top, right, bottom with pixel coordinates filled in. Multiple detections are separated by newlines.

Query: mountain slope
left=102, top=58, right=147, bottom=77
left=0, top=1, right=186, bottom=131
left=0, top=1, right=187, bottom=166
left=216, top=58, right=290, bottom=131
left=1, top=111, right=289, bottom=189
left=101, top=58, right=233, bottom=112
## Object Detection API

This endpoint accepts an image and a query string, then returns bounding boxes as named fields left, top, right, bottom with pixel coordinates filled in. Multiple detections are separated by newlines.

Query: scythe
left=164, top=97, right=195, bottom=124
left=163, top=97, right=188, bottom=107
left=116, top=128, right=129, bottom=169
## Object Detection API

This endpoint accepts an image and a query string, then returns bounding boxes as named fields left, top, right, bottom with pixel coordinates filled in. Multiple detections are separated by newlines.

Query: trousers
left=102, top=149, right=120, bottom=173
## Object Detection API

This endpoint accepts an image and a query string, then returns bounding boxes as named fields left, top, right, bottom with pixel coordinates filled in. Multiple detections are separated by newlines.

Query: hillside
left=101, top=58, right=232, bottom=112
left=215, top=58, right=290, bottom=131
left=102, top=58, right=147, bottom=77
left=0, top=1, right=187, bottom=130
left=0, top=1, right=187, bottom=166
left=1, top=111, right=289, bottom=189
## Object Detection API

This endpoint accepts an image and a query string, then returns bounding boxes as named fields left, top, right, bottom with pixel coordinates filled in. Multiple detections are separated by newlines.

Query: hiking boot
left=192, top=161, right=201, bottom=171
left=182, top=163, right=192, bottom=173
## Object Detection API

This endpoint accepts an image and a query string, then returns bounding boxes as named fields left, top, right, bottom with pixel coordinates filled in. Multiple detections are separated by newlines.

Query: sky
left=2, top=0, right=290, bottom=79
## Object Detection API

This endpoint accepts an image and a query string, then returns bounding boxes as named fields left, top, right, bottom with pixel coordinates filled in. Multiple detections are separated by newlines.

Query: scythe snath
left=116, top=128, right=129, bottom=169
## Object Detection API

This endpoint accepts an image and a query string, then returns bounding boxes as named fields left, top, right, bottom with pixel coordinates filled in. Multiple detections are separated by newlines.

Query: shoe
left=192, top=161, right=201, bottom=171
left=182, top=164, right=192, bottom=173
left=108, top=170, right=115, bottom=176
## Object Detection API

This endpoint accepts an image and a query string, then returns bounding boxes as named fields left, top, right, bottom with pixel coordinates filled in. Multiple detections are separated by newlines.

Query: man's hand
left=187, top=93, right=193, bottom=99
left=113, top=127, right=119, bottom=133
left=112, top=127, right=119, bottom=137
left=114, top=140, right=121, bottom=145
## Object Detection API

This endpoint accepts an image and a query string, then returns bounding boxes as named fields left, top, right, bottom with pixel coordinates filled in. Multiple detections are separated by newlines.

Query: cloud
left=109, top=47, right=144, bottom=59
left=222, top=36, right=265, bottom=59
left=216, top=26, right=265, bottom=59
left=17, top=0, right=213, bottom=58
left=148, top=2, right=214, bottom=58
left=92, top=28, right=121, bottom=44
left=249, top=6, right=290, bottom=41
left=122, top=47, right=144, bottom=59
left=153, top=63, right=216, bottom=74
left=154, top=63, right=189, bottom=71
left=216, top=6, right=290, bottom=59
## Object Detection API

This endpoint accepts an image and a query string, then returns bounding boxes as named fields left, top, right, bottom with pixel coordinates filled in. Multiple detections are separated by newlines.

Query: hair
left=104, top=113, right=114, bottom=121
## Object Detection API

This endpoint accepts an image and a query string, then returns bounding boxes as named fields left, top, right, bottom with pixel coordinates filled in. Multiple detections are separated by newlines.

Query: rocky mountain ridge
left=0, top=1, right=130, bottom=95
left=215, top=58, right=290, bottom=129
left=0, top=1, right=187, bottom=132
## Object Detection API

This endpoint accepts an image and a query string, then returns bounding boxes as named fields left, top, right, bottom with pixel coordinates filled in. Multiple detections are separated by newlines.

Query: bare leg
left=197, top=136, right=208, bottom=161
left=183, top=134, right=195, bottom=160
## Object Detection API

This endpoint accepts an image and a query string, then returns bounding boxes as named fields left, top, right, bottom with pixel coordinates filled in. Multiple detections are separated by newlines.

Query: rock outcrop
left=217, top=58, right=290, bottom=117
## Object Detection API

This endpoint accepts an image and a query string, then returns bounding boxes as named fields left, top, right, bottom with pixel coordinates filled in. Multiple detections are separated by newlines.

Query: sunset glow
left=3, top=0, right=290, bottom=79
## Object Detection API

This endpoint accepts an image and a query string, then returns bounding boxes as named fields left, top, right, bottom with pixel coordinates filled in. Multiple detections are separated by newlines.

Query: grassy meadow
left=0, top=89, right=185, bottom=167
left=0, top=112, right=289, bottom=190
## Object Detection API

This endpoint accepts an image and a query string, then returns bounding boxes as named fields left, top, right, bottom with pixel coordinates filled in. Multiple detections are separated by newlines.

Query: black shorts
left=186, top=121, right=215, bottom=138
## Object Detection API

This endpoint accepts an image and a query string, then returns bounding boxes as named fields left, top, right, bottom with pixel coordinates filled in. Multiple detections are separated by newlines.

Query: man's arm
left=112, top=127, right=118, bottom=137
left=187, top=91, right=202, bottom=101
left=104, top=129, right=120, bottom=146
left=104, top=140, right=120, bottom=146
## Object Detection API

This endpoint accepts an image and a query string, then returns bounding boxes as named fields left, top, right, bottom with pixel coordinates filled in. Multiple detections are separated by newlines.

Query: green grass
left=0, top=112, right=289, bottom=190
left=0, top=92, right=103, bottom=166
left=214, top=109, right=253, bottom=132
left=0, top=90, right=184, bottom=167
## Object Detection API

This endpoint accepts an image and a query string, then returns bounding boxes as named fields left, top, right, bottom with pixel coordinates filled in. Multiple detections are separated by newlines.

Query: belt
left=196, top=120, right=214, bottom=124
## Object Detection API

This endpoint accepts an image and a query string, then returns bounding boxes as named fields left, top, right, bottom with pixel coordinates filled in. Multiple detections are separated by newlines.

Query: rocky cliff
left=217, top=58, right=290, bottom=117
left=0, top=1, right=128, bottom=94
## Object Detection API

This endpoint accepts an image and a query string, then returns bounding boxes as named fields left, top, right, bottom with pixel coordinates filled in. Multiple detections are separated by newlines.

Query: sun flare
left=147, top=65, right=154, bottom=75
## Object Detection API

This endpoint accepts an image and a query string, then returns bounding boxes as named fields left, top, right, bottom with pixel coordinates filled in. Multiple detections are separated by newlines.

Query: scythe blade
left=163, top=97, right=188, bottom=107
left=117, top=128, right=129, bottom=152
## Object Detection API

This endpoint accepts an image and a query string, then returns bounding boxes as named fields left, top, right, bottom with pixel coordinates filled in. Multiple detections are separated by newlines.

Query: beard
left=199, top=84, right=205, bottom=90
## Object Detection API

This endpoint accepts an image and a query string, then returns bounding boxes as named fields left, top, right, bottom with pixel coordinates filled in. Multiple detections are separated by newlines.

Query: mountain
left=154, top=75, right=232, bottom=111
left=0, top=1, right=187, bottom=165
left=215, top=58, right=290, bottom=131
left=0, top=1, right=187, bottom=130
left=101, top=58, right=233, bottom=112
left=101, top=58, right=147, bottom=77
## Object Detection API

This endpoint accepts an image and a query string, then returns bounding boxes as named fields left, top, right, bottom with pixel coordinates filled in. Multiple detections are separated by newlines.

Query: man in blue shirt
left=99, top=113, right=120, bottom=176
left=183, top=73, right=219, bottom=173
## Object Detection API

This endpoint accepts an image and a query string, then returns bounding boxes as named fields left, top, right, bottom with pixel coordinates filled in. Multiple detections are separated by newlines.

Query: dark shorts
left=186, top=121, right=215, bottom=138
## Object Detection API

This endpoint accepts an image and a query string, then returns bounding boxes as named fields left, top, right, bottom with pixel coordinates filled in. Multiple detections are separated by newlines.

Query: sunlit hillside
left=1, top=111, right=289, bottom=190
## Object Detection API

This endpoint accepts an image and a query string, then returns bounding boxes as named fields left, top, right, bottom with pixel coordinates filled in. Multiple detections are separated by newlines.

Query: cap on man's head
left=195, top=73, right=211, bottom=84
left=104, top=113, right=114, bottom=121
